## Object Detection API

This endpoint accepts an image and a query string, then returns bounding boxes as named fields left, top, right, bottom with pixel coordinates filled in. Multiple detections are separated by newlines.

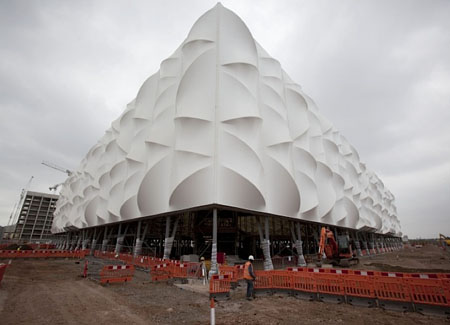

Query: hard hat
left=200, top=257, right=205, bottom=261
left=248, top=255, right=254, bottom=260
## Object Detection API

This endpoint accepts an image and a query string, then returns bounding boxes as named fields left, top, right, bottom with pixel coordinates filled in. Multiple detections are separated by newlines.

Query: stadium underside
left=53, top=206, right=402, bottom=267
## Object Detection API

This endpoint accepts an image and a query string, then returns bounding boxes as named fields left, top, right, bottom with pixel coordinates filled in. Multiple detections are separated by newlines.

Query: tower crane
left=8, top=176, right=34, bottom=226
left=41, top=161, right=72, bottom=176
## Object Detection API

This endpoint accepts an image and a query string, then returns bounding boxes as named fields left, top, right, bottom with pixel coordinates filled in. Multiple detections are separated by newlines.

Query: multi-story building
left=13, top=191, right=58, bottom=242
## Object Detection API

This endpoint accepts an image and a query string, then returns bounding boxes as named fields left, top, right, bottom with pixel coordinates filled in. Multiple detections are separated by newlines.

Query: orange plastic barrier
left=172, top=262, right=189, bottom=279
left=343, top=274, right=376, bottom=307
left=234, top=264, right=245, bottom=281
left=352, top=270, right=375, bottom=276
left=314, top=273, right=345, bottom=303
left=218, top=265, right=236, bottom=283
left=373, top=276, right=413, bottom=311
left=254, top=270, right=272, bottom=296
left=151, top=263, right=173, bottom=282
left=118, top=253, right=133, bottom=264
left=133, top=256, right=151, bottom=270
left=271, top=270, right=291, bottom=293
left=0, top=264, right=7, bottom=284
left=100, top=265, right=135, bottom=284
left=406, top=278, right=449, bottom=307
left=291, top=272, right=316, bottom=300
left=209, top=274, right=231, bottom=300
left=186, top=262, right=202, bottom=278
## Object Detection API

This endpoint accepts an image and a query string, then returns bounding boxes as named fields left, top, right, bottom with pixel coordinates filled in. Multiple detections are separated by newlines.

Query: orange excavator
left=317, top=227, right=359, bottom=267
left=439, top=234, right=450, bottom=246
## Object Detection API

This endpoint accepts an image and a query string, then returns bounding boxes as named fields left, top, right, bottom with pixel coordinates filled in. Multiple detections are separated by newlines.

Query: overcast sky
left=0, top=0, right=449, bottom=238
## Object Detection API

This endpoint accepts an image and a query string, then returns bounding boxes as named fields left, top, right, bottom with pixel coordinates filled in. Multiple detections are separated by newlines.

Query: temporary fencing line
left=0, top=250, right=88, bottom=259
left=249, top=268, right=450, bottom=316
left=205, top=264, right=450, bottom=317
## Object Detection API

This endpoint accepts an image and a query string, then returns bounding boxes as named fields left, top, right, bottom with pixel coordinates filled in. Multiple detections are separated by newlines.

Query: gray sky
left=1, top=0, right=449, bottom=238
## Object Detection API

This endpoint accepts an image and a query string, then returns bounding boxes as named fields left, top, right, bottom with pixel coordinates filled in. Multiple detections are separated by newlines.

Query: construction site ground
left=0, top=245, right=449, bottom=325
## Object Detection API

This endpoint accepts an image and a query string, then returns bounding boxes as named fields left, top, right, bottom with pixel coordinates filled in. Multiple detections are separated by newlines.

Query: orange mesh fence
left=100, top=264, right=135, bottom=284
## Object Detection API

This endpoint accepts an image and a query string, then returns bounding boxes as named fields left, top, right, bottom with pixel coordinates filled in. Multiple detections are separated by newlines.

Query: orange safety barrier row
left=0, top=249, right=87, bottom=259
left=0, top=264, right=7, bottom=284
left=100, top=264, right=135, bottom=284
left=251, top=268, right=450, bottom=314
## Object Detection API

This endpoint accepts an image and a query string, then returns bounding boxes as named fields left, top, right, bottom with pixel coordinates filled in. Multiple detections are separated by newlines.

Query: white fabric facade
left=52, top=4, right=400, bottom=236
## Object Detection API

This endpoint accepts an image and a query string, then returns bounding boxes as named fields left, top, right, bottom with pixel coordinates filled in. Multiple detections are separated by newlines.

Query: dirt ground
left=0, top=245, right=449, bottom=325
left=357, top=244, right=450, bottom=273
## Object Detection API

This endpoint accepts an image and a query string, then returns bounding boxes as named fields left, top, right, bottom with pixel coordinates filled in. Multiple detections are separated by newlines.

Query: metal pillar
left=363, top=240, right=370, bottom=256
left=209, top=209, right=218, bottom=276
left=256, top=216, right=273, bottom=270
left=82, top=230, right=89, bottom=250
left=380, top=238, right=386, bottom=253
left=134, top=220, right=148, bottom=258
left=369, top=234, right=376, bottom=255
left=290, top=221, right=306, bottom=267
left=354, top=232, right=363, bottom=257
left=75, top=237, right=81, bottom=251
left=115, top=224, right=125, bottom=254
left=163, top=216, right=179, bottom=260
left=375, top=236, right=381, bottom=254
left=101, top=226, right=109, bottom=252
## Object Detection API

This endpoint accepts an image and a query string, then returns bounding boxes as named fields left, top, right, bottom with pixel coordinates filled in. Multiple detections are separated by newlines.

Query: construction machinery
left=41, top=160, right=72, bottom=193
left=41, top=161, right=72, bottom=176
left=439, top=234, right=450, bottom=246
left=317, top=227, right=359, bottom=267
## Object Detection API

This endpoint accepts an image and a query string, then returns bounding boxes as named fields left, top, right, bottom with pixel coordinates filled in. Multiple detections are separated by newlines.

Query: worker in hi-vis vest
left=244, top=255, right=256, bottom=300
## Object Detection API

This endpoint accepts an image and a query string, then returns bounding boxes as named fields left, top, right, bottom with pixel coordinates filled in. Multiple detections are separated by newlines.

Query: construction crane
left=8, top=176, right=34, bottom=226
left=41, top=161, right=72, bottom=176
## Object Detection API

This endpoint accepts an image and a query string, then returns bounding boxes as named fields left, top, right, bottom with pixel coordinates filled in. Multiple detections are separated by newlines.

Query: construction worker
left=244, top=255, right=256, bottom=300
left=200, top=256, right=208, bottom=285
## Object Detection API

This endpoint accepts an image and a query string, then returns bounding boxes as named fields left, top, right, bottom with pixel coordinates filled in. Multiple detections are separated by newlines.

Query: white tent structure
left=52, top=3, right=400, bottom=238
